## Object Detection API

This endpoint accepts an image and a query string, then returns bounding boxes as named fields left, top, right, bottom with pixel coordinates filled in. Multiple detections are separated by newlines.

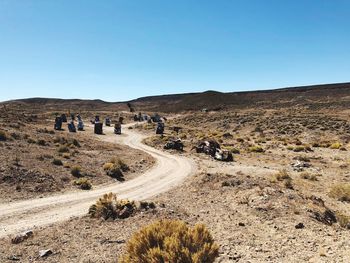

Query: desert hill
left=3, top=82, right=350, bottom=113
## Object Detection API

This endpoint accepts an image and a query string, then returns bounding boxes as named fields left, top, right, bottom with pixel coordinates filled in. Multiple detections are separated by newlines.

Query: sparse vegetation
left=88, top=192, right=136, bottom=220
left=330, top=142, right=342, bottom=149
left=120, top=219, right=219, bottom=263
left=71, top=166, right=82, bottom=177
left=329, top=184, right=350, bottom=202
left=74, top=178, right=92, bottom=190
left=275, top=170, right=291, bottom=181
left=248, top=145, right=264, bottom=153
left=300, top=172, right=318, bottom=181
left=103, top=158, right=129, bottom=179
left=336, top=212, right=350, bottom=229
left=57, top=145, right=69, bottom=153
left=52, top=158, right=63, bottom=166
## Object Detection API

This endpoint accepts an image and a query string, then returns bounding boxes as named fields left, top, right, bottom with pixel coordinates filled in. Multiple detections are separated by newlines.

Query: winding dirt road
left=0, top=125, right=195, bottom=238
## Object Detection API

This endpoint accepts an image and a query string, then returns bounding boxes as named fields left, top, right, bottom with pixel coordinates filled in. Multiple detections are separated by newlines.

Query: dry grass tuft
left=74, top=177, right=92, bottom=190
left=248, top=145, right=264, bottom=153
left=120, top=219, right=219, bottom=263
left=329, top=184, right=350, bottom=202
left=88, top=192, right=136, bottom=220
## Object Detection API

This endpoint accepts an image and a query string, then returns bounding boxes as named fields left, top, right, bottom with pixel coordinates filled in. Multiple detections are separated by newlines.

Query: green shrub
left=74, top=178, right=92, bottom=190
left=88, top=192, right=136, bottom=220
left=71, top=166, right=82, bottom=177
left=329, top=184, right=350, bottom=202
left=52, top=158, right=63, bottom=166
left=120, top=220, right=219, bottom=263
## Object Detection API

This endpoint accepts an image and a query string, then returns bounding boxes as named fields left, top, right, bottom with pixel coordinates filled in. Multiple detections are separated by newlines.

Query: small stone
left=39, top=249, right=53, bottom=258
left=238, top=222, right=245, bottom=227
left=295, top=223, right=305, bottom=229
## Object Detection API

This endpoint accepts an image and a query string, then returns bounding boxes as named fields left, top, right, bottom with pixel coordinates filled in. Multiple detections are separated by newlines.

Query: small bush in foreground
left=120, top=219, right=219, bottom=263
left=88, top=192, right=136, bottom=220
left=329, top=184, right=350, bottom=202
left=74, top=178, right=92, bottom=190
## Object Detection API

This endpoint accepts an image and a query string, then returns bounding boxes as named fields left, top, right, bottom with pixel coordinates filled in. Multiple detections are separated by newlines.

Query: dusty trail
left=0, top=125, right=195, bottom=238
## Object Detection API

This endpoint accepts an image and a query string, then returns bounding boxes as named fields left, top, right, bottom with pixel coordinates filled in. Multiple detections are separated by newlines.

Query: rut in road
left=0, top=125, right=195, bottom=238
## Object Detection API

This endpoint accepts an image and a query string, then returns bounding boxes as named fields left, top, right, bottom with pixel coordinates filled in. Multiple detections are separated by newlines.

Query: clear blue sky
left=1, top=0, right=349, bottom=102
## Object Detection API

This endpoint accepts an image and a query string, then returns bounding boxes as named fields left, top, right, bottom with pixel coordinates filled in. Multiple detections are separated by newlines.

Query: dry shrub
left=88, top=192, right=136, bottom=220
left=52, top=158, right=63, bottom=166
left=248, top=145, right=264, bottom=153
left=300, top=172, right=318, bottom=181
left=74, top=178, right=92, bottom=190
left=275, top=170, right=291, bottom=181
left=120, top=219, right=219, bottom=263
left=57, top=145, right=69, bottom=153
left=330, top=142, right=342, bottom=149
left=103, top=158, right=129, bottom=179
left=329, top=184, right=350, bottom=202
left=71, top=166, right=82, bottom=177
left=337, top=212, right=350, bottom=229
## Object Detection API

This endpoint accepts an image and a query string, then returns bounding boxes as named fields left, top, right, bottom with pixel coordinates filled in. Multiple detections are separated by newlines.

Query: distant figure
left=156, top=122, right=165, bottom=134
left=94, top=122, right=103, bottom=134
left=114, top=122, right=121, bottom=135
left=68, top=121, right=76, bottom=132
left=54, top=116, right=62, bottom=130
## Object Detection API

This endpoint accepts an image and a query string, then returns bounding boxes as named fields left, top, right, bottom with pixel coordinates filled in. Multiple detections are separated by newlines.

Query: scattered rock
left=11, top=230, right=33, bottom=244
left=39, top=249, right=53, bottom=258
left=291, top=161, right=311, bottom=172
left=7, top=255, right=20, bottom=261
left=295, top=223, right=305, bottom=229
left=310, top=209, right=337, bottom=225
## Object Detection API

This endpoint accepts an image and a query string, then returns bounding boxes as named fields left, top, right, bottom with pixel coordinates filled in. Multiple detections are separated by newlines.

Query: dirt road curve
left=0, top=125, right=195, bottom=238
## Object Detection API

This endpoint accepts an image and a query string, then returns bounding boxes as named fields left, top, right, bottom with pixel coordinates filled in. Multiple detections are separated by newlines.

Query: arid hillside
left=4, top=82, right=350, bottom=113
